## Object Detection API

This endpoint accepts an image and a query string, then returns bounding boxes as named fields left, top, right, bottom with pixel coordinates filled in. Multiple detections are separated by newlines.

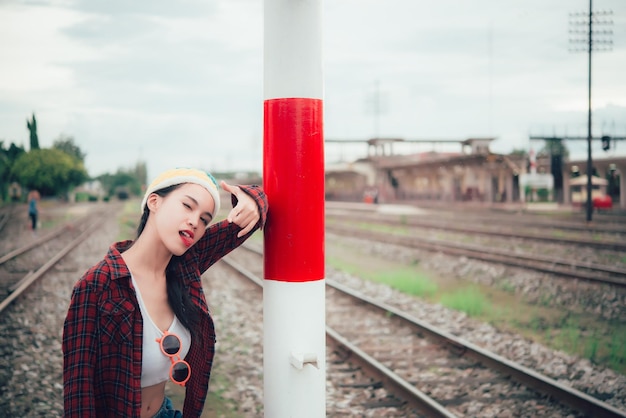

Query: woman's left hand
left=221, top=181, right=261, bottom=237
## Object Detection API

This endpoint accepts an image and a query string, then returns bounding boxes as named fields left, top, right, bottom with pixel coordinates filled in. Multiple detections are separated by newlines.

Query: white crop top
left=132, top=275, right=192, bottom=388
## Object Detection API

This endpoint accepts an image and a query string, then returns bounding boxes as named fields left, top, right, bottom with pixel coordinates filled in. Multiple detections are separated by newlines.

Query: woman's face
left=151, top=183, right=216, bottom=255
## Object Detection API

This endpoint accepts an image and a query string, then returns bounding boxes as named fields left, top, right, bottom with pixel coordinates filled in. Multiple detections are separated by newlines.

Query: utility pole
left=569, top=0, right=613, bottom=222
left=373, top=80, right=380, bottom=139
left=368, top=80, right=387, bottom=140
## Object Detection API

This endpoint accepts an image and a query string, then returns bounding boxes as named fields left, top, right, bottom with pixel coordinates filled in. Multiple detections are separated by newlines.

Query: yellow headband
left=141, top=168, right=220, bottom=218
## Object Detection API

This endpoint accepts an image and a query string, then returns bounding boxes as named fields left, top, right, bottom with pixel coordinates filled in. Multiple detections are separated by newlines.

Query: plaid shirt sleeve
left=192, top=184, right=268, bottom=273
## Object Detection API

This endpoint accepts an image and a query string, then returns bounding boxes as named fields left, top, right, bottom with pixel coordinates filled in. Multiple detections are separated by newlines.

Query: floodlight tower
left=569, top=0, right=613, bottom=222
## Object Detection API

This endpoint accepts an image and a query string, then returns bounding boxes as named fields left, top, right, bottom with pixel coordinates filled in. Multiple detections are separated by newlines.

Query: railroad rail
left=0, top=207, right=110, bottom=314
left=222, top=244, right=626, bottom=417
left=222, top=252, right=448, bottom=417
left=326, top=209, right=626, bottom=252
left=326, top=223, right=626, bottom=287
left=0, top=208, right=11, bottom=234
left=326, top=201, right=626, bottom=235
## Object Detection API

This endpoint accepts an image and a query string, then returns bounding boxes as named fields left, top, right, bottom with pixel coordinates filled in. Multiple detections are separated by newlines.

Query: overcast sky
left=1, top=0, right=625, bottom=180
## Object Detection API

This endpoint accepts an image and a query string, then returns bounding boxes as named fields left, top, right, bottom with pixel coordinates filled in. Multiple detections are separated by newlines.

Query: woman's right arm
left=193, top=184, right=267, bottom=272
left=62, top=279, right=99, bottom=417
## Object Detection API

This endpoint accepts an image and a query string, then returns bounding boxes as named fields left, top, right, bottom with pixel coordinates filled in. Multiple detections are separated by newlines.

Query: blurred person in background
left=27, top=189, right=40, bottom=232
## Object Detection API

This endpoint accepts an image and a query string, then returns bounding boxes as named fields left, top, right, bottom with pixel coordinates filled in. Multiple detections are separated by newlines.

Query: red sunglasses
left=156, top=331, right=191, bottom=386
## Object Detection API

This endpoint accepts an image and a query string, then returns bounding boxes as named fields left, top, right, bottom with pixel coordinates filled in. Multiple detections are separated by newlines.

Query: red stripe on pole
left=263, top=97, right=324, bottom=282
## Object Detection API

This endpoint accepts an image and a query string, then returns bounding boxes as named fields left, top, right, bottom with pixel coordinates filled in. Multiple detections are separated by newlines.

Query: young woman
left=62, top=168, right=268, bottom=417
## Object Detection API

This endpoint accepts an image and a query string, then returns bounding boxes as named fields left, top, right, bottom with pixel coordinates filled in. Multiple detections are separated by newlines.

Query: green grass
left=116, top=200, right=140, bottom=241
left=439, top=287, right=489, bottom=316
left=327, top=255, right=438, bottom=298
left=542, top=316, right=626, bottom=373
left=610, top=333, right=626, bottom=371
left=375, top=268, right=438, bottom=297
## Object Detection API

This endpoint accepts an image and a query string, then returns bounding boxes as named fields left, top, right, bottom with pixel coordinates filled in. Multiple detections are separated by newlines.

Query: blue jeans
left=152, top=397, right=183, bottom=418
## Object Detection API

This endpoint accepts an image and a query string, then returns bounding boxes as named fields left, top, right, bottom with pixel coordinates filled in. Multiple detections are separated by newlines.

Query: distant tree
left=97, top=162, right=146, bottom=199
left=133, top=161, right=148, bottom=189
left=53, top=135, right=86, bottom=162
left=0, top=141, right=26, bottom=202
left=11, top=148, right=88, bottom=197
left=26, top=113, right=40, bottom=150
left=538, top=139, right=569, bottom=158
left=0, top=140, right=10, bottom=172
left=6, top=142, right=26, bottom=161
left=0, top=142, right=9, bottom=202
left=97, top=169, right=143, bottom=197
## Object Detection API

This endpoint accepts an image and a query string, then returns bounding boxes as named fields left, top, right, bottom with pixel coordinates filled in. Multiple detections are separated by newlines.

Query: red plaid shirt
left=63, top=185, right=267, bottom=417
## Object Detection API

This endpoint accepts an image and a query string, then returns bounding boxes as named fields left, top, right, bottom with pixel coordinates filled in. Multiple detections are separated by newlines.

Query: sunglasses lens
left=162, top=334, right=180, bottom=355
left=172, top=362, right=190, bottom=382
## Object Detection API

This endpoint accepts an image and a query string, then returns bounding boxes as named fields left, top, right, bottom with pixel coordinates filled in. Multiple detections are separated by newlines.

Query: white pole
left=263, top=0, right=326, bottom=417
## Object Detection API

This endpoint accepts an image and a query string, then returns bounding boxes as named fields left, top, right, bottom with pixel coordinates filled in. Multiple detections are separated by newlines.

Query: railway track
left=0, top=205, right=112, bottom=313
left=0, top=206, right=12, bottom=234
left=377, top=201, right=626, bottom=232
left=325, top=221, right=626, bottom=288
left=222, top=244, right=626, bottom=417
left=326, top=205, right=626, bottom=251
left=0, top=200, right=623, bottom=416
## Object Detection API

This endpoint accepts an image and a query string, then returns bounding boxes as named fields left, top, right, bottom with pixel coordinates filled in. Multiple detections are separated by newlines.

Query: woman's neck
left=122, top=234, right=171, bottom=282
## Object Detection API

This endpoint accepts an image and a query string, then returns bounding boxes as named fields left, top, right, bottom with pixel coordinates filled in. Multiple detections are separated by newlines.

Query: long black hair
left=135, top=184, right=203, bottom=337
